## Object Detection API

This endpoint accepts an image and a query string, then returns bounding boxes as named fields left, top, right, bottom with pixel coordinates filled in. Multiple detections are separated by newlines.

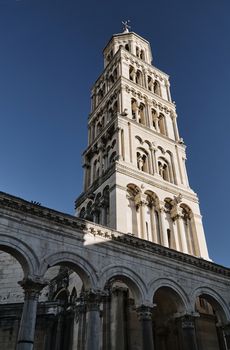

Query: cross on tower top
left=122, top=20, right=131, bottom=33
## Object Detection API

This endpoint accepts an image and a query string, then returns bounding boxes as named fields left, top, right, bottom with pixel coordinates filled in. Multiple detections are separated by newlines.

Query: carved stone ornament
left=136, top=305, right=154, bottom=321
left=18, top=278, right=47, bottom=300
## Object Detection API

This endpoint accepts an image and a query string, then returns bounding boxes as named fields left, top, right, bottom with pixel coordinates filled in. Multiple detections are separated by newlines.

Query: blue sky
left=0, top=0, right=230, bottom=266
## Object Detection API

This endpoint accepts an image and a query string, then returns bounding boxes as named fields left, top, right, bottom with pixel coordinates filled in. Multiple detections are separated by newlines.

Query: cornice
left=86, top=224, right=230, bottom=278
left=115, top=162, right=199, bottom=203
left=0, top=191, right=229, bottom=278
left=0, top=192, right=86, bottom=231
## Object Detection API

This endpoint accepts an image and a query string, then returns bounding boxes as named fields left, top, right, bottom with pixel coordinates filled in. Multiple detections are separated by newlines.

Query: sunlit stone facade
left=0, top=29, right=230, bottom=350
left=75, top=30, right=209, bottom=260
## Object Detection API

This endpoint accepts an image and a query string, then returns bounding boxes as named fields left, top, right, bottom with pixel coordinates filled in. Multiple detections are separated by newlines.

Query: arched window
left=138, top=103, right=146, bottom=125
left=125, top=43, right=130, bottom=51
left=86, top=201, right=93, bottom=221
left=129, top=66, right=135, bottom=81
left=113, top=68, right=118, bottom=81
left=113, top=101, right=118, bottom=115
left=158, top=114, right=167, bottom=135
left=108, top=74, right=114, bottom=88
left=151, top=109, right=157, bottom=129
left=103, top=186, right=110, bottom=226
left=136, top=149, right=149, bottom=173
left=140, top=49, right=145, bottom=60
left=136, top=46, right=140, bottom=57
left=135, top=70, right=143, bottom=86
left=154, top=80, right=161, bottom=96
left=147, top=76, right=153, bottom=91
left=79, top=207, right=85, bottom=219
left=131, top=99, right=138, bottom=120
left=109, top=151, right=117, bottom=165
left=158, top=158, right=170, bottom=182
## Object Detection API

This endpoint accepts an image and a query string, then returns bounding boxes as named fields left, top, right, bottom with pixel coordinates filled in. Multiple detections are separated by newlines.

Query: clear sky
left=0, top=0, right=230, bottom=267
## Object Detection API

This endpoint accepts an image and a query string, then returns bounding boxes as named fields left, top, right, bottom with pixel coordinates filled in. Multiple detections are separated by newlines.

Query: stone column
left=135, top=194, right=148, bottom=240
left=159, top=206, right=169, bottom=247
left=177, top=213, right=188, bottom=254
left=102, top=293, right=111, bottom=350
left=222, top=324, right=230, bottom=350
left=83, top=290, right=102, bottom=350
left=136, top=305, right=155, bottom=350
left=110, top=287, right=127, bottom=350
left=179, top=315, right=198, bottom=350
left=149, top=147, right=155, bottom=174
left=16, top=278, right=46, bottom=350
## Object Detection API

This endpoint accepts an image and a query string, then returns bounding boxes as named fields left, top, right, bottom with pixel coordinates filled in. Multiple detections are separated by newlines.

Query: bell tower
left=75, top=25, right=210, bottom=260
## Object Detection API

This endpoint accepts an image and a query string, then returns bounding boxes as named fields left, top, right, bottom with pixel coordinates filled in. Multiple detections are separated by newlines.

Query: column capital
left=221, top=323, right=230, bottom=334
left=18, top=277, right=47, bottom=299
left=79, top=289, right=105, bottom=312
left=136, top=304, right=156, bottom=321
left=177, top=314, right=199, bottom=329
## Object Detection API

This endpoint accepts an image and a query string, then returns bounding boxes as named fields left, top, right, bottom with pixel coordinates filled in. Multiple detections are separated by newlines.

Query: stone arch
left=99, top=264, right=147, bottom=304
left=39, top=251, right=98, bottom=290
left=191, top=286, right=230, bottom=323
left=148, top=277, right=191, bottom=312
left=0, top=234, right=39, bottom=277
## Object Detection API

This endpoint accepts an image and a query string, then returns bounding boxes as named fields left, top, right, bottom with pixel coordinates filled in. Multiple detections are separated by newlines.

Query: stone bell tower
left=75, top=25, right=210, bottom=260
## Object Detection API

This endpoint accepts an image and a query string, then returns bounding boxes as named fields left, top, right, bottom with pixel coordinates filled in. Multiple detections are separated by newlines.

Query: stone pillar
left=149, top=147, right=155, bottom=174
left=222, top=324, right=230, bottom=350
left=159, top=206, right=169, bottom=247
left=179, top=315, right=198, bottom=350
left=177, top=213, right=188, bottom=254
left=83, top=290, right=102, bottom=350
left=135, top=194, right=148, bottom=240
left=110, top=286, right=127, bottom=350
left=136, top=305, right=155, bottom=350
left=102, top=293, right=111, bottom=350
left=16, top=278, right=46, bottom=350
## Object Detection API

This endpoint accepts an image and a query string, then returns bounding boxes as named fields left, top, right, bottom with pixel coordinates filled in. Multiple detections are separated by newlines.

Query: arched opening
left=125, top=43, right=130, bottom=51
left=0, top=248, right=32, bottom=349
left=79, top=207, right=86, bottom=219
left=85, top=200, right=93, bottom=221
left=158, top=113, right=167, bottom=135
left=158, top=158, right=171, bottom=182
left=138, top=103, right=146, bottom=125
left=140, top=49, right=145, bottom=60
left=131, top=98, right=138, bottom=120
left=38, top=257, right=95, bottom=350
left=153, top=286, right=186, bottom=350
left=148, top=76, right=153, bottom=91
left=103, top=274, right=142, bottom=349
left=195, top=293, right=228, bottom=350
left=154, top=80, right=161, bottom=96
left=151, top=108, right=157, bottom=129
left=129, top=66, right=135, bottom=81
left=135, top=70, right=143, bottom=86
left=102, top=186, right=110, bottom=226
left=136, top=149, right=150, bottom=173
